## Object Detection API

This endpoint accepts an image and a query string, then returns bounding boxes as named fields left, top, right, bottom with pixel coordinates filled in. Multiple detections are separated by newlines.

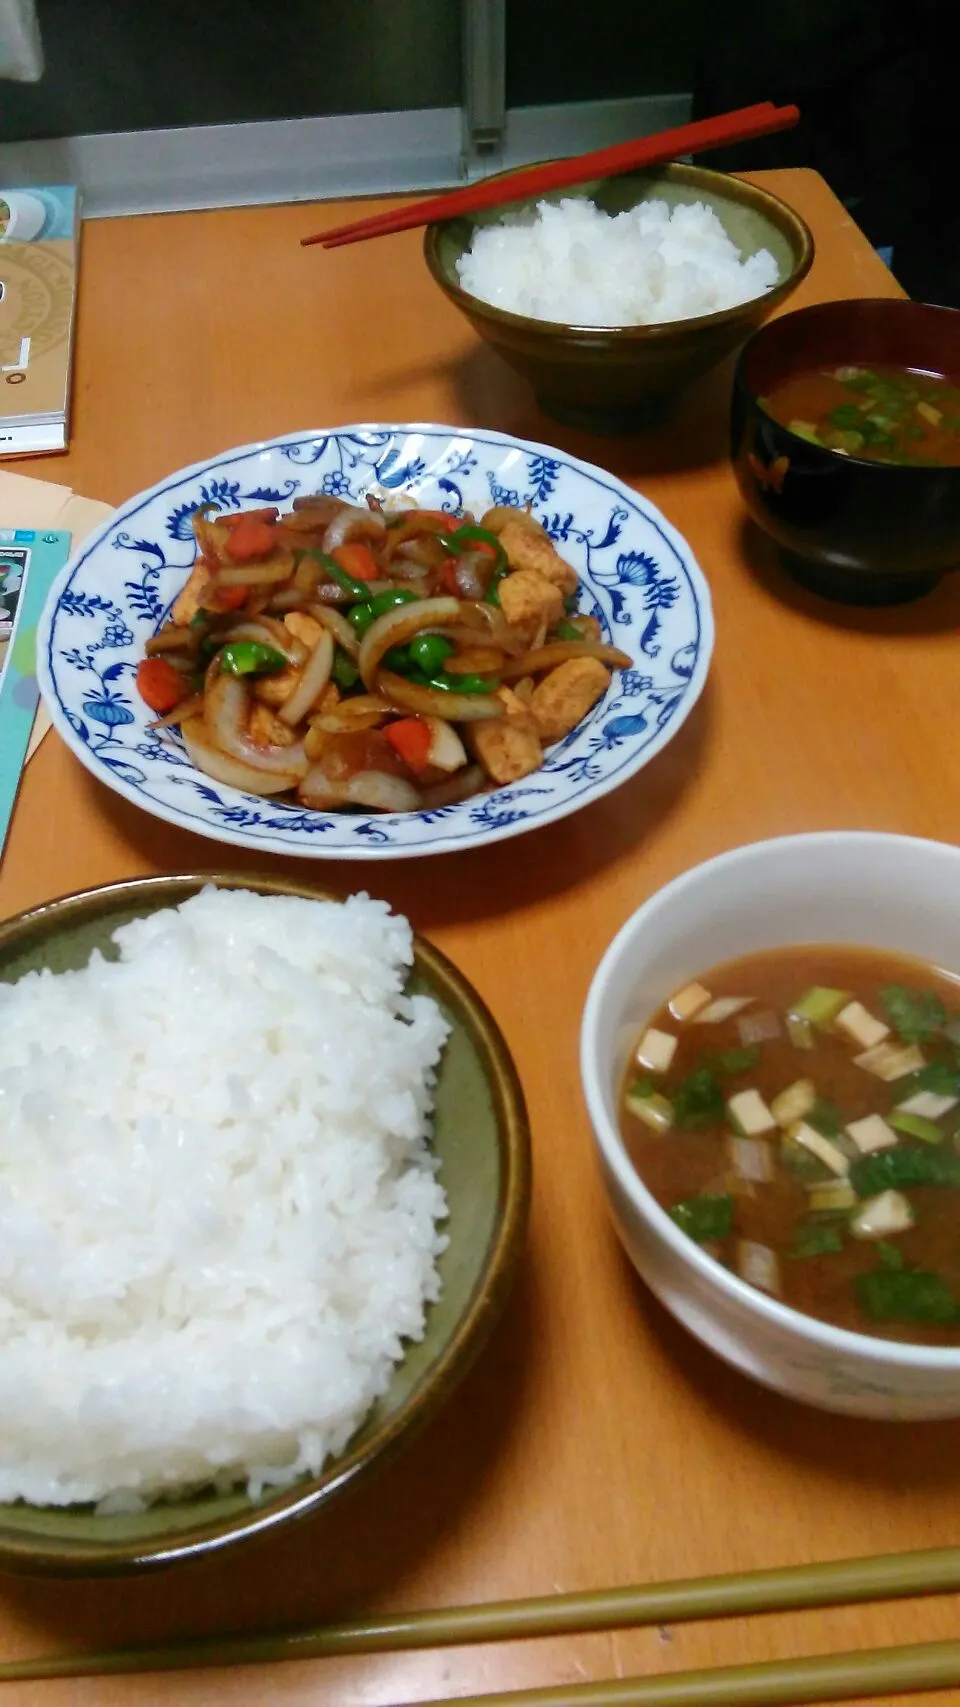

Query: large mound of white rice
left=456, top=196, right=780, bottom=326
left=0, top=888, right=449, bottom=1509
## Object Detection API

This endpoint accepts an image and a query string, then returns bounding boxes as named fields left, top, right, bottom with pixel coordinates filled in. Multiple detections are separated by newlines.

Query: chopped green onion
left=888, top=1110, right=943, bottom=1145
left=851, top=1145, right=960, bottom=1195
left=671, top=1066, right=724, bottom=1130
left=791, top=988, right=850, bottom=1029
left=855, top=1266, right=958, bottom=1325
left=879, top=985, right=947, bottom=1044
left=806, top=1098, right=842, bottom=1138
left=791, top=1222, right=844, bottom=1259
left=902, top=1059, right=960, bottom=1097
left=708, top=1045, right=760, bottom=1076
left=627, top=1077, right=655, bottom=1100
left=669, top=1193, right=733, bottom=1243
left=217, top=640, right=287, bottom=677
left=876, top=1241, right=904, bottom=1270
left=786, top=1014, right=816, bottom=1050
left=626, top=1089, right=673, bottom=1132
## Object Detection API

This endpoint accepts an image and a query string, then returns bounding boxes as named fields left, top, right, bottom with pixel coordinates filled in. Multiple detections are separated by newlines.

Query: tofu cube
left=897, top=1089, right=959, bottom=1120
left=530, top=657, right=611, bottom=745
left=668, top=981, right=712, bottom=1022
left=497, top=568, right=564, bottom=631
left=789, top=1121, right=850, bottom=1176
left=634, top=1027, right=678, bottom=1074
left=692, top=997, right=754, bottom=1025
left=845, top=1113, right=898, bottom=1154
left=728, top=1089, right=777, bottom=1136
left=850, top=1190, right=914, bottom=1239
left=835, top=1001, right=890, bottom=1051
left=854, top=1042, right=926, bottom=1081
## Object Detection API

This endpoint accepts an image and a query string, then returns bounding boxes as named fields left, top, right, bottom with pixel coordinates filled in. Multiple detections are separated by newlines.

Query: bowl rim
left=734, top=297, right=960, bottom=476
left=580, top=829, right=960, bottom=1371
left=0, top=871, right=532, bottom=1576
left=424, top=160, right=815, bottom=340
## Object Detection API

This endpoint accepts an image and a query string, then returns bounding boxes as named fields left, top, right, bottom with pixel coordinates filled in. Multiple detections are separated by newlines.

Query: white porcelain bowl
left=581, top=831, right=960, bottom=1420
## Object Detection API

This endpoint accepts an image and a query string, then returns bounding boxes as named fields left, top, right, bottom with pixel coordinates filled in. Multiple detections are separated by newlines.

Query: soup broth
left=620, top=944, right=960, bottom=1345
left=759, top=363, right=960, bottom=466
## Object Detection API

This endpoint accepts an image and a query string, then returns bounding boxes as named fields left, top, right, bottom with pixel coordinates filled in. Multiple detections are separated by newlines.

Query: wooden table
left=3, top=170, right=959, bottom=1707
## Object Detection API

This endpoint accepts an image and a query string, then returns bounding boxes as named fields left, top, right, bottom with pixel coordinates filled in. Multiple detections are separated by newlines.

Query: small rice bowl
left=455, top=195, right=780, bottom=327
left=0, top=888, right=449, bottom=1510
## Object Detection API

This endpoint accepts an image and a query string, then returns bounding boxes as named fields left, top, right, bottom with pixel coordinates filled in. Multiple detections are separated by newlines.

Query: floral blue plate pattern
left=37, top=426, right=713, bottom=860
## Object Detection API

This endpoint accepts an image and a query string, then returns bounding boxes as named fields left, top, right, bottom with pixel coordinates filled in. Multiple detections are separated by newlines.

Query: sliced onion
left=419, top=765, right=486, bottom=810
left=278, top=630, right=334, bottom=727
left=216, top=547, right=295, bottom=587
left=147, top=693, right=204, bottom=731
left=431, top=620, right=527, bottom=656
left=182, top=718, right=301, bottom=796
left=300, top=601, right=360, bottom=657
left=378, top=668, right=503, bottom=722
left=358, top=596, right=460, bottom=691
left=452, top=551, right=493, bottom=600
left=205, top=673, right=309, bottom=776
left=322, top=506, right=387, bottom=554
left=501, top=640, right=632, bottom=679
left=311, top=694, right=390, bottom=734
left=299, top=766, right=422, bottom=813
left=223, top=618, right=308, bottom=666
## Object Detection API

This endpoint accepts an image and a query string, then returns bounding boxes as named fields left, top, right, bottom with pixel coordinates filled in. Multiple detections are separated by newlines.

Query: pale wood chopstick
left=3, top=1543, right=960, bottom=1685
left=417, top=1639, right=960, bottom=1707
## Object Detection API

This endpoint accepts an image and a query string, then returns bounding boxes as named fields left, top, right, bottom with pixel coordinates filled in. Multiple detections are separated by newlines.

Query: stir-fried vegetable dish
left=136, top=494, right=630, bottom=813
left=620, top=944, right=960, bottom=1344
left=760, top=363, right=960, bottom=465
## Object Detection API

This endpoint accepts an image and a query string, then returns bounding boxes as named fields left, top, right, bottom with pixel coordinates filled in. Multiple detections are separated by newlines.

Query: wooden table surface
left=4, top=169, right=960, bottom=1707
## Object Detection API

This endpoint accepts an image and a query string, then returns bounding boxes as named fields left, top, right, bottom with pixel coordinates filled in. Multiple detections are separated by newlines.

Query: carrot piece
left=384, top=717, right=432, bottom=771
left=331, top=542, right=380, bottom=582
left=223, top=517, right=279, bottom=563
left=205, top=582, right=249, bottom=613
left=136, top=656, right=189, bottom=714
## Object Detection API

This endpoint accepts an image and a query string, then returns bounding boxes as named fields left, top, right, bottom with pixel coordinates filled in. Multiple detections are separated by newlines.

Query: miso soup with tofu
left=619, top=946, right=960, bottom=1344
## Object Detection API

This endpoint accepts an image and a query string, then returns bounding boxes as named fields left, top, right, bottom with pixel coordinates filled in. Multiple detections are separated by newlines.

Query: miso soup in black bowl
left=731, top=299, right=960, bottom=605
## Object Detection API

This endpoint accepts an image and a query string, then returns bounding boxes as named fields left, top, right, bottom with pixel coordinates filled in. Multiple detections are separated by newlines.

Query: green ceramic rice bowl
left=0, top=874, right=530, bottom=1576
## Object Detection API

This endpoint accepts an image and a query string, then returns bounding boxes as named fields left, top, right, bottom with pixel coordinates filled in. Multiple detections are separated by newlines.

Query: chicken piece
left=283, top=610, right=325, bottom=650
left=530, top=658, right=611, bottom=744
left=496, top=518, right=579, bottom=596
left=247, top=702, right=299, bottom=748
left=252, top=664, right=299, bottom=707
left=171, top=560, right=215, bottom=626
left=467, top=686, right=543, bottom=785
left=498, top=568, right=564, bottom=632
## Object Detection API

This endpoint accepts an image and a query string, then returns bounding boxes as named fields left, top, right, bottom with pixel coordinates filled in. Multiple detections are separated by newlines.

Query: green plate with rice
left=0, top=873, right=530, bottom=1576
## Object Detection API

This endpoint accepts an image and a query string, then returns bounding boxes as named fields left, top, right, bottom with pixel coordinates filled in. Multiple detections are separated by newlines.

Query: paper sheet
left=0, top=469, right=113, bottom=760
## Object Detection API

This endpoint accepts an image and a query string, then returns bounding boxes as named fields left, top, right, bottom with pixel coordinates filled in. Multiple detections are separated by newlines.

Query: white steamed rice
left=0, top=888, right=449, bottom=1510
left=456, top=195, right=780, bottom=326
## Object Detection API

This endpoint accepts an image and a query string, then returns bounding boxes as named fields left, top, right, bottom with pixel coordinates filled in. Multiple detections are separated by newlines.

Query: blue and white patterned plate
left=37, top=426, right=713, bottom=860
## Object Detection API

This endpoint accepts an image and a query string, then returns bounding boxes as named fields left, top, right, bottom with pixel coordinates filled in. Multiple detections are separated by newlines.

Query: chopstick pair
left=302, top=100, right=800, bottom=251
left=3, top=1541, right=960, bottom=1690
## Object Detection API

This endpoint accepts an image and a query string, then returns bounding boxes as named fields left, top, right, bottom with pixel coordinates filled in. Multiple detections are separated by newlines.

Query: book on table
left=0, top=188, right=81, bottom=457
left=0, top=526, right=72, bottom=860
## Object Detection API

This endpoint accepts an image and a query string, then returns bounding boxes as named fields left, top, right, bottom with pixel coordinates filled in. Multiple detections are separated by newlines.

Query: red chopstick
left=302, top=101, right=800, bottom=251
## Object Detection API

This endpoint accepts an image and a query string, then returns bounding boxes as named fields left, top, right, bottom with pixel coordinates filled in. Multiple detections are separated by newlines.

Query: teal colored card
left=0, top=528, right=72, bottom=861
